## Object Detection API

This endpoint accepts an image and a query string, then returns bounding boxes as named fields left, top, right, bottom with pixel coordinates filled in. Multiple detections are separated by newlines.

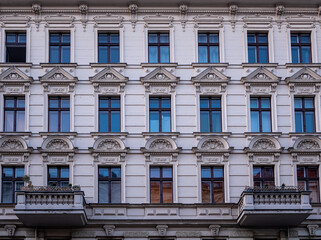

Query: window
left=201, top=166, right=224, bottom=203
left=49, top=33, right=70, bottom=63
left=99, top=97, right=120, bottom=132
left=149, top=97, right=171, bottom=132
left=297, top=166, right=319, bottom=203
left=291, top=33, right=311, bottom=63
left=6, top=32, right=26, bottom=63
left=2, top=166, right=24, bottom=203
left=4, top=96, right=25, bottom=132
left=294, top=97, right=315, bottom=133
left=198, top=33, right=219, bottom=63
left=253, top=166, right=274, bottom=187
left=247, top=33, right=269, bottom=63
left=48, top=97, right=70, bottom=132
left=148, top=33, right=169, bottom=63
left=200, top=97, right=221, bottom=132
left=250, top=97, right=271, bottom=132
left=150, top=166, right=172, bottom=203
left=98, top=167, right=121, bottom=203
left=98, top=33, right=119, bottom=63
left=48, top=166, right=69, bottom=187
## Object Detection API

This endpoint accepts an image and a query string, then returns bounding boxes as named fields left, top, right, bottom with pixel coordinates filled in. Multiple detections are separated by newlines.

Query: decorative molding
left=229, top=4, right=238, bottom=31
left=44, top=14, right=75, bottom=27
left=4, top=225, right=16, bottom=237
left=0, top=136, right=32, bottom=162
left=79, top=4, right=89, bottom=31
left=285, top=67, right=321, bottom=93
left=156, top=225, right=168, bottom=236
left=0, top=66, right=33, bottom=93
left=32, top=3, right=41, bottom=31
left=193, top=14, right=223, bottom=28
left=209, top=225, right=220, bottom=236
left=289, top=136, right=321, bottom=163
left=103, top=225, right=115, bottom=236
left=143, top=14, right=174, bottom=28
left=179, top=4, right=188, bottom=31
left=243, top=16, right=273, bottom=28
left=129, top=4, right=138, bottom=31
left=93, top=14, right=124, bottom=28
left=286, top=16, right=316, bottom=29
left=0, top=14, right=31, bottom=27
left=307, top=224, right=319, bottom=236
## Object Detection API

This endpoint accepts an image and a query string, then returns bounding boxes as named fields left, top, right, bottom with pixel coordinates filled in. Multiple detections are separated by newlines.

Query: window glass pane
left=213, top=167, right=223, bottom=178
left=202, top=181, right=211, bottom=203
left=60, top=168, right=69, bottom=178
left=98, top=46, right=108, bottom=63
left=99, top=111, right=109, bottom=132
left=247, top=34, right=256, bottom=43
left=212, top=111, right=221, bottom=132
left=198, top=46, right=208, bottom=63
left=62, top=34, right=70, bottom=43
left=209, top=34, right=219, bottom=43
left=262, top=167, right=273, bottom=178
left=305, top=112, right=315, bottom=132
left=111, top=111, right=120, bottom=132
left=16, top=111, right=25, bottom=131
left=61, top=111, right=70, bottom=132
left=262, top=111, right=271, bottom=132
left=198, top=34, right=207, bottom=43
left=15, top=168, right=24, bottom=178
left=161, top=111, right=171, bottom=132
left=110, top=46, right=119, bottom=63
left=98, top=33, right=108, bottom=43
left=6, top=34, right=16, bottom=43
left=111, top=99, right=120, bottom=108
left=298, top=180, right=306, bottom=190
left=148, top=46, right=158, bottom=63
left=294, top=98, right=302, bottom=108
left=111, top=182, right=121, bottom=203
left=305, top=98, right=314, bottom=108
left=265, top=181, right=275, bottom=187
left=61, top=46, right=70, bottom=63
left=258, top=46, right=268, bottom=63
left=297, top=167, right=305, bottom=178
left=49, top=46, right=59, bottom=63
left=111, top=168, right=121, bottom=178
left=18, top=34, right=26, bottom=43
left=200, top=111, right=210, bottom=132
left=2, top=182, right=13, bottom=203
left=308, top=168, right=318, bottom=178
left=48, top=167, right=58, bottom=178
left=4, top=111, right=14, bottom=131
left=213, top=182, right=224, bottom=203
left=200, top=98, right=209, bottom=108
left=110, top=34, right=119, bottom=43
left=161, top=98, right=170, bottom=108
left=308, top=181, right=319, bottom=202
left=248, top=46, right=257, bottom=63
left=163, top=167, right=172, bottom=178
left=99, top=168, right=109, bottom=178
left=100, top=98, right=109, bottom=108
left=253, top=167, right=261, bottom=178
left=251, top=111, right=259, bottom=132
left=61, top=181, right=69, bottom=187
left=49, top=111, right=59, bottom=132
left=99, top=181, right=109, bottom=203
left=291, top=34, right=298, bottom=43
left=5, top=97, right=14, bottom=107
left=261, top=98, right=270, bottom=108
left=302, top=46, right=311, bottom=63
left=150, top=111, right=159, bottom=132
left=61, top=98, right=70, bottom=108
left=291, top=46, right=300, bottom=63
left=201, top=167, right=211, bottom=178
left=3, top=167, right=13, bottom=177
left=258, top=34, right=268, bottom=43
left=150, top=167, right=160, bottom=178
left=15, top=181, right=24, bottom=194
left=17, top=98, right=25, bottom=108
left=162, top=181, right=172, bottom=203
left=301, top=34, right=310, bottom=43
left=49, top=98, right=59, bottom=108
left=149, top=98, right=159, bottom=108
left=295, top=112, right=303, bottom=132
left=211, top=98, right=220, bottom=108
left=160, top=46, right=169, bottom=63
left=159, top=34, right=169, bottom=43
left=148, top=34, right=158, bottom=43
left=150, top=181, right=160, bottom=203
left=209, top=46, right=219, bottom=63
left=50, top=34, right=60, bottom=43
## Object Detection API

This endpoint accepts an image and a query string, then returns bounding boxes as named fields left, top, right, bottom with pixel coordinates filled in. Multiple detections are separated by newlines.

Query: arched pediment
left=292, top=136, right=321, bottom=151
left=248, top=136, right=281, bottom=151
left=41, top=136, right=74, bottom=151
left=145, top=136, right=178, bottom=150
left=0, top=136, right=28, bottom=151
left=92, top=136, right=126, bottom=151
left=289, top=136, right=321, bottom=163
left=197, top=136, right=230, bottom=151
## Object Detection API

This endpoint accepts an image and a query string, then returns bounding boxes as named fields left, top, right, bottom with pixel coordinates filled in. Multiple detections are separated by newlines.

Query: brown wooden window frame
left=148, top=32, right=170, bottom=63
left=98, top=96, right=121, bottom=132
left=198, top=32, right=220, bottom=63
left=200, top=97, right=222, bottom=132
left=247, top=32, right=269, bottom=63
left=5, top=32, right=26, bottom=63
left=47, top=166, right=69, bottom=187
left=1, top=166, right=24, bottom=203
left=250, top=97, right=272, bottom=132
left=294, top=97, right=315, bottom=133
left=98, top=32, right=120, bottom=63
left=150, top=166, right=173, bottom=203
left=297, top=165, right=320, bottom=203
left=201, top=166, right=224, bottom=203
left=4, top=96, right=25, bottom=132
left=48, top=96, right=70, bottom=132
left=291, top=32, right=312, bottom=64
left=253, top=166, right=275, bottom=187
left=49, top=32, right=70, bottom=63
left=149, top=97, right=171, bottom=132
left=98, top=166, right=121, bottom=203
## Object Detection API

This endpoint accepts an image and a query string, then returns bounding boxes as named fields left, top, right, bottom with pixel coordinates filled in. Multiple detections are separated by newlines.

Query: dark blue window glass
left=6, top=32, right=26, bottom=63
left=98, top=33, right=120, bottom=63
left=48, top=166, right=69, bottom=187
left=49, top=32, right=70, bottom=63
left=149, top=97, right=171, bottom=132
left=148, top=33, right=169, bottom=63
left=250, top=97, right=271, bottom=132
left=2, top=167, right=24, bottom=203
left=198, top=33, right=219, bottom=63
left=99, top=97, right=120, bottom=132
left=294, top=97, right=315, bottom=133
left=291, top=33, right=311, bottom=63
left=48, top=97, right=70, bottom=132
left=247, top=33, right=269, bottom=63
left=98, top=167, right=121, bottom=203
left=200, top=97, right=221, bottom=132
left=4, top=96, right=25, bottom=132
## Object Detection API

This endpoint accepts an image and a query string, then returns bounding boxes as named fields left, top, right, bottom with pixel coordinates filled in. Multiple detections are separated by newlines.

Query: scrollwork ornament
left=201, top=139, right=224, bottom=150
left=150, top=140, right=173, bottom=150
left=252, top=139, right=276, bottom=150
left=46, top=139, right=69, bottom=150
left=1, top=139, right=24, bottom=150
left=297, top=139, right=320, bottom=150
left=97, top=140, right=121, bottom=150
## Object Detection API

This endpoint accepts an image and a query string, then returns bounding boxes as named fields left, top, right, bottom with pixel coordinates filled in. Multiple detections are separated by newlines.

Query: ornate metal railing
left=244, top=186, right=304, bottom=192
left=20, top=186, right=81, bottom=192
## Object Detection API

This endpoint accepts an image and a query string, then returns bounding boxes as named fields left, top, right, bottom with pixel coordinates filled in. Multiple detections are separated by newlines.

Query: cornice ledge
left=90, top=132, right=129, bottom=137
left=39, top=132, right=78, bottom=137
left=40, top=63, right=78, bottom=68
left=141, top=63, right=178, bottom=68
left=289, top=132, right=321, bottom=137
left=0, top=132, right=32, bottom=136
left=242, top=63, right=278, bottom=68
left=244, top=132, right=282, bottom=137
left=90, top=63, right=127, bottom=68
left=142, top=132, right=180, bottom=137
left=191, top=63, right=229, bottom=68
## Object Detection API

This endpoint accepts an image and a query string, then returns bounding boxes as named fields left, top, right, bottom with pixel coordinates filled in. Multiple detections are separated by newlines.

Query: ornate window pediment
left=193, top=15, right=223, bottom=28
left=289, top=136, right=321, bottom=163
left=38, top=136, right=76, bottom=163
left=0, top=136, right=32, bottom=163
left=93, top=15, right=124, bottom=27
left=241, top=67, right=281, bottom=93
left=89, top=136, right=128, bottom=163
left=192, top=136, right=232, bottom=163
left=192, top=67, right=230, bottom=93
left=0, top=67, right=33, bottom=93
left=90, top=67, right=128, bottom=93
left=39, top=67, right=77, bottom=93
left=143, top=15, right=174, bottom=27
left=140, top=67, right=179, bottom=93
left=245, top=136, right=282, bottom=162
left=44, top=15, right=75, bottom=26
left=285, top=67, right=321, bottom=93
left=141, top=136, right=181, bottom=163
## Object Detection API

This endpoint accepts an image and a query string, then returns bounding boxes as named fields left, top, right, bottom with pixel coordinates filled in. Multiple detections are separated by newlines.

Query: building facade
left=0, top=0, right=320, bottom=239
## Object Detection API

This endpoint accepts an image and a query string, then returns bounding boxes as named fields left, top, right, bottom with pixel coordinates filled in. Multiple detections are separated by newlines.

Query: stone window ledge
left=191, top=63, right=229, bottom=68
left=0, top=132, right=32, bottom=136
left=244, top=132, right=282, bottom=137
left=40, top=63, right=78, bottom=68
left=39, top=132, right=78, bottom=137
left=242, top=63, right=278, bottom=68
left=142, top=132, right=180, bottom=137
left=141, top=63, right=178, bottom=68
left=90, top=63, right=127, bottom=68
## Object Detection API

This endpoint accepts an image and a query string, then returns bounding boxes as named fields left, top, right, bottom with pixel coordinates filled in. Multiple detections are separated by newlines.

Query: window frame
left=201, top=166, right=224, bottom=203
left=3, top=96, right=25, bottom=132
left=148, top=32, right=170, bottom=63
left=49, top=32, right=71, bottom=64
left=250, top=97, right=272, bottom=132
left=1, top=166, right=24, bottom=203
left=150, top=166, right=173, bottom=204
left=197, top=32, right=220, bottom=63
left=47, top=166, right=69, bottom=187
left=98, top=96, right=121, bottom=132
left=97, top=32, right=120, bottom=64
left=294, top=97, right=315, bottom=133
left=149, top=96, right=171, bottom=132
left=200, top=96, right=222, bottom=132
left=247, top=32, right=269, bottom=63
left=5, top=32, right=26, bottom=63
left=291, top=32, right=312, bottom=64
left=48, top=96, right=70, bottom=132
left=98, top=166, right=121, bottom=203
left=297, top=165, right=320, bottom=203
left=253, top=166, right=275, bottom=187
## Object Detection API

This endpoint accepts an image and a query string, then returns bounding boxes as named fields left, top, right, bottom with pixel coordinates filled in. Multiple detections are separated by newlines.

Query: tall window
left=247, top=33, right=269, bottom=63
left=99, top=97, right=120, bottom=132
left=150, top=166, right=172, bottom=203
left=2, top=166, right=24, bottom=203
left=48, top=166, right=69, bottom=187
left=198, top=33, right=219, bottom=63
left=294, top=97, right=315, bottom=133
left=201, top=166, right=224, bottom=203
left=148, top=33, right=169, bottom=63
left=291, top=33, right=311, bottom=63
left=48, top=97, right=70, bottom=132
left=200, top=97, right=221, bottom=132
left=250, top=97, right=271, bottom=132
left=49, top=33, right=70, bottom=63
left=98, top=33, right=119, bottom=63
left=4, top=96, right=25, bottom=132
left=98, top=167, right=121, bottom=203
left=253, top=166, right=274, bottom=187
left=149, top=97, right=171, bottom=132
left=6, top=32, right=26, bottom=63
left=297, top=166, right=319, bottom=203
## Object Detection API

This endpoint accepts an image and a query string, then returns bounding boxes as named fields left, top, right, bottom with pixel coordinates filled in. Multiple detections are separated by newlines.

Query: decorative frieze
left=285, top=67, right=321, bottom=93
left=0, top=136, right=32, bottom=162
left=289, top=136, right=321, bottom=163
left=0, top=66, right=33, bottom=93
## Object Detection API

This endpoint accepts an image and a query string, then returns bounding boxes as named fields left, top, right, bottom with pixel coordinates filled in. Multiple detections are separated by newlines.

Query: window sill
left=244, top=132, right=282, bottom=137
left=193, top=132, right=231, bottom=137
left=242, top=63, right=278, bottom=68
left=285, top=63, right=321, bottom=68
left=90, top=132, right=129, bottom=137
left=90, top=63, right=127, bottom=68
left=191, top=63, right=229, bottom=68
left=142, top=132, right=180, bottom=137
left=0, top=63, right=33, bottom=67
left=141, top=63, right=178, bottom=68
left=0, top=132, right=32, bottom=136
left=289, top=132, right=321, bottom=137
left=40, top=63, right=78, bottom=68
left=39, top=132, right=78, bottom=137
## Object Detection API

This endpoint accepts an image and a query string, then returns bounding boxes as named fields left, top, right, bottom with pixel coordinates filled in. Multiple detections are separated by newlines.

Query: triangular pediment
left=39, top=67, right=77, bottom=83
left=0, top=67, right=33, bottom=83
left=192, top=67, right=230, bottom=84
left=90, top=67, right=128, bottom=84
left=285, top=67, right=321, bottom=84
left=140, top=67, right=179, bottom=84
left=241, top=67, right=280, bottom=84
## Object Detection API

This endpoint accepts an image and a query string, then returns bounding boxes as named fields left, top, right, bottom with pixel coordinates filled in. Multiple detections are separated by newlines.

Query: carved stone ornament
left=1, top=139, right=24, bottom=150
left=297, top=139, right=320, bottom=150
left=4, top=225, right=16, bottom=237
left=150, top=139, right=173, bottom=150
left=307, top=225, right=319, bottom=236
left=103, top=225, right=115, bottom=236
left=156, top=225, right=168, bottom=236
left=97, top=139, right=121, bottom=150
left=32, top=3, right=41, bottom=14
left=285, top=67, right=321, bottom=91
left=252, top=139, right=276, bottom=150
left=46, top=139, right=70, bottom=150
left=39, top=137, right=75, bottom=163
left=201, top=139, right=224, bottom=150
left=276, top=5, right=285, bottom=16
left=128, top=4, right=138, bottom=14
left=0, top=66, right=33, bottom=92
left=79, top=4, right=88, bottom=14
left=242, top=67, right=280, bottom=84
left=209, top=225, right=220, bottom=236
left=289, top=137, right=321, bottom=162
left=0, top=137, right=31, bottom=161
left=229, top=4, right=238, bottom=15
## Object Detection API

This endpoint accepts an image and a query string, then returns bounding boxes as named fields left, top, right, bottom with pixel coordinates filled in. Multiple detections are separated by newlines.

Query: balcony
left=14, top=186, right=87, bottom=227
left=237, top=186, right=312, bottom=227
